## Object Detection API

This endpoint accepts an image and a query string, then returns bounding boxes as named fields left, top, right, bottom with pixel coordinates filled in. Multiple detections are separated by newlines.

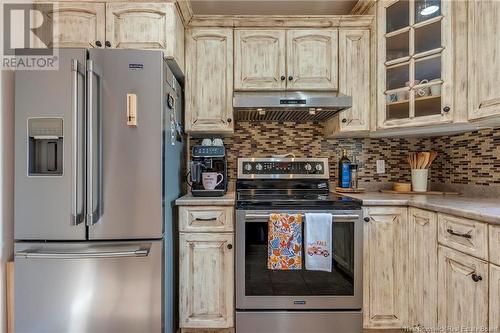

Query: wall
left=193, top=122, right=500, bottom=188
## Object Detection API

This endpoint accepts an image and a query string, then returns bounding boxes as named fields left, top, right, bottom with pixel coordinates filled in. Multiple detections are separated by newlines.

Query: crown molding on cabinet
left=351, top=0, right=377, bottom=15
left=188, top=15, right=374, bottom=28
left=175, top=0, right=193, bottom=25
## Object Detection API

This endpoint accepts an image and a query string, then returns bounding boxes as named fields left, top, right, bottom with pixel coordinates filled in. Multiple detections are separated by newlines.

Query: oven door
left=236, top=209, right=363, bottom=310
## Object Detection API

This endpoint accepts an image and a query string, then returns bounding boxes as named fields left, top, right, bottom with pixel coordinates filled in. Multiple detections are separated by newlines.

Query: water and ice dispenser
left=28, top=118, right=63, bottom=176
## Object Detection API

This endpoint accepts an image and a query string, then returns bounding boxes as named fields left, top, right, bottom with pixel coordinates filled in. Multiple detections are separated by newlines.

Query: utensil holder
left=411, top=169, right=429, bottom=192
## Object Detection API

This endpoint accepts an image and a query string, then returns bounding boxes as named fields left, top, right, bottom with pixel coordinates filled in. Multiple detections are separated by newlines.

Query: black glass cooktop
left=236, top=189, right=362, bottom=210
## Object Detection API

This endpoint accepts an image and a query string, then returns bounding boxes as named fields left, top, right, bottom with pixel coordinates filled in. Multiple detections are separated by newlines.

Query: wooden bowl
left=393, top=182, right=411, bottom=192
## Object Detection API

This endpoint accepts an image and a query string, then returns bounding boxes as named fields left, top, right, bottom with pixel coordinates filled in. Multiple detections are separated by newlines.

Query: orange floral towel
left=267, top=213, right=302, bottom=270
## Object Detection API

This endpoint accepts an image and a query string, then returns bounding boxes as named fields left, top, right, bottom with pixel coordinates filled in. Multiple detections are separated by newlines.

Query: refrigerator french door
left=14, top=49, right=181, bottom=333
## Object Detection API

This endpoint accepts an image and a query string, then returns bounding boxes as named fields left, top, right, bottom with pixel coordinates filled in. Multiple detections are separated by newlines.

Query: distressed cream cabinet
left=468, top=0, right=500, bottom=121
left=234, top=30, right=286, bottom=90
left=408, top=208, right=438, bottom=330
left=437, top=245, right=489, bottom=331
left=105, top=2, right=184, bottom=71
left=234, top=29, right=338, bottom=91
left=376, top=0, right=457, bottom=129
left=32, top=2, right=184, bottom=72
left=185, top=28, right=234, bottom=135
left=325, top=29, right=370, bottom=136
left=362, top=206, right=408, bottom=329
left=490, top=264, right=500, bottom=332
left=178, top=205, right=235, bottom=330
left=32, top=2, right=105, bottom=48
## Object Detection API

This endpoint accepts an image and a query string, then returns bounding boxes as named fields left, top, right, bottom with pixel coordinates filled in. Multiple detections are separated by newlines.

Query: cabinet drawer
left=179, top=206, right=234, bottom=232
left=438, top=213, right=488, bottom=260
left=489, top=225, right=500, bottom=266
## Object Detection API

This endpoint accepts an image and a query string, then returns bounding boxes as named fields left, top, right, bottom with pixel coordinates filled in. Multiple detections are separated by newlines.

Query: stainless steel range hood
left=233, top=91, right=352, bottom=122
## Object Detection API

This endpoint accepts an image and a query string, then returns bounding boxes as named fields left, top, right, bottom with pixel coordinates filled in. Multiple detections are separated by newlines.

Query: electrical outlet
left=376, top=160, right=386, bottom=174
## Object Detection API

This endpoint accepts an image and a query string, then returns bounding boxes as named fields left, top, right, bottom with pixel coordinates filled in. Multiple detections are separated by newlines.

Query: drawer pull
left=471, top=273, right=482, bottom=282
left=227, top=244, right=233, bottom=250
left=195, top=217, right=218, bottom=222
left=446, top=228, right=472, bottom=239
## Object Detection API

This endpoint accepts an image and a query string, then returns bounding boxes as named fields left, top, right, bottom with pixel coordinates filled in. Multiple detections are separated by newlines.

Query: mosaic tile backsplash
left=192, top=123, right=500, bottom=186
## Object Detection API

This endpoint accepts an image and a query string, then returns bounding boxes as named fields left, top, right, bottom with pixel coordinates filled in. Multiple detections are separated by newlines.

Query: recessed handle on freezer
left=446, top=228, right=472, bottom=239
left=16, top=248, right=150, bottom=259
left=71, top=59, right=84, bottom=226
left=86, top=60, right=103, bottom=227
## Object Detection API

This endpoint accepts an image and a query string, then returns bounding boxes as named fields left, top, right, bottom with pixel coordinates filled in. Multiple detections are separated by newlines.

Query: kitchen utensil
left=411, top=169, right=429, bottom=192
left=427, top=151, right=438, bottom=168
left=393, top=182, right=411, bottom=192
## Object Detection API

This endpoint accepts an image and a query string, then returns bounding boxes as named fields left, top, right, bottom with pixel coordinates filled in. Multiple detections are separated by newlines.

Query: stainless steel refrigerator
left=14, top=49, right=183, bottom=333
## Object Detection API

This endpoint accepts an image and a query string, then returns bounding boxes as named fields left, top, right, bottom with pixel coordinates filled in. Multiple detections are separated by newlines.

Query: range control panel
left=238, top=158, right=329, bottom=179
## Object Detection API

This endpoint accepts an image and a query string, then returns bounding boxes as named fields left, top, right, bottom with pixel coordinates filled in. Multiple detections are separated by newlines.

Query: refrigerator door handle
left=71, top=59, right=85, bottom=226
left=15, top=247, right=150, bottom=259
left=86, top=60, right=103, bottom=226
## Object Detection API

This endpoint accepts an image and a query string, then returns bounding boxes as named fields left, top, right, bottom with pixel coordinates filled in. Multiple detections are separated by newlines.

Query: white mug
left=201, top=138, right=213, bottom=146
left=202, top=172, right=224, bottom=190
left=430, top=85, right=441, bottom=96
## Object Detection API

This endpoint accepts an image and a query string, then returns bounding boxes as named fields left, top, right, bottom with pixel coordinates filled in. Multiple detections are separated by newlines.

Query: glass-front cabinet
left=377, top=0, right=453, bottom=129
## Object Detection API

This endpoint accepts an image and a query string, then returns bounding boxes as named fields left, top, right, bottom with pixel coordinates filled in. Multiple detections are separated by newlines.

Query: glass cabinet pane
left=386, top=63, right=409, bottom=90
left=415, top=0, right=441, bottom=24
left=415, top=88, right=441, bottom=117
left=415, top=21, right=441, bottom=54
left=386, top=31, right=410, bottom=61
left=387, top=99, right=410, bottom=120
left=415, top=56, right=441, bottom=82
left=386, top=0, right=410, bottom=33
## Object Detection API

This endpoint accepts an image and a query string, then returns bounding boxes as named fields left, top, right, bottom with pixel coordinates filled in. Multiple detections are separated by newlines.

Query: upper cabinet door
left=338, top=29, right=370, bottom=132
left=286, top=29, right=338, bottom=90
left=234, top=30, right=286, bottom=91
left=106, top=3, right=173, bottom=50
left=468, top=0, right=500, bottom=120
left=185, top=28, right=234, bottom=135
left=377, top=0, right=454, bottom=129
left=32, top=2, right=105, bottom=48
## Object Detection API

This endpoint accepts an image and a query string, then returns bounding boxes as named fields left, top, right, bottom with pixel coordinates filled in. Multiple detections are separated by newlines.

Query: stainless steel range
left=235, top=157, right=363, bottom=333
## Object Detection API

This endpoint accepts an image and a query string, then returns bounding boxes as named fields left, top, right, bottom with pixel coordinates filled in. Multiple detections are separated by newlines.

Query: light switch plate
left=376, top=160, right=385, bottom=174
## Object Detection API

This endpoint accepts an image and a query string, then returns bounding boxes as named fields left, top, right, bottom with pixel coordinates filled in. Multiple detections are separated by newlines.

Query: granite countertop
left=335, top=191, right=500, bottom=225
left=175, top=190, right=236, bottom=206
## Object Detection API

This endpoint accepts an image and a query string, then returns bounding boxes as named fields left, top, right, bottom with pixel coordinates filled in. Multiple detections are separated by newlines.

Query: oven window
left=245, top=221, right=354, bottom=296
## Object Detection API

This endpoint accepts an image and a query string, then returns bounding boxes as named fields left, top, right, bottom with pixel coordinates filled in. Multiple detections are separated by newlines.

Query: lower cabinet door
left=363, top=207, right=408, bottom=329
left=408, top=208, right=438, bottom=330
left=179, top=232, right=234, bottom=328
left=490, top=264, right=500, bottom=332
left=437, top=246, right=488, bottom=331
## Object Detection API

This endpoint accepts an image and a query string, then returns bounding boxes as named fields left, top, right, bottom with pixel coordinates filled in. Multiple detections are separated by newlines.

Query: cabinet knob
left=227, top=118, right=232, bottom=123
left=364, top=217, right=370, bottom=223
left=288, top=76, right=293, bottom=81
left=443, top=106, right=451, bottom=113
left=105, top=41, right=111, bottom=48
left=342, top=118, right=348, bottom=123
left=281, top=75, right=286, bottom=81
left=227, top=244, right=233, bottom=250
left=471, top=273, right=482, bottom=282
left=95, top=40, right=102, bottom=47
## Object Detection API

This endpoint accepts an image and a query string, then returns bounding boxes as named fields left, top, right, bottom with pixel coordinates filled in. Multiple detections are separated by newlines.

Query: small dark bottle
left=338, top=149, right=351, bottom=188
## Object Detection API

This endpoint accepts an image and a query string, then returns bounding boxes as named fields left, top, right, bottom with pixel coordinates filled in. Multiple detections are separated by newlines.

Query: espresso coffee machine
left=190, top=145, right=228, bottom=197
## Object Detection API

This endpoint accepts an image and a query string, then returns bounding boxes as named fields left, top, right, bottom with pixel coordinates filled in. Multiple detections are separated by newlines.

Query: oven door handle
left=244, top=214, right=360, bottom=222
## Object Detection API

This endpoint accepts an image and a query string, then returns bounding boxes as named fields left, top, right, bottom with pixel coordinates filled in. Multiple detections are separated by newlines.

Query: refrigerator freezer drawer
left=14, top=240, right=163, bottom=333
